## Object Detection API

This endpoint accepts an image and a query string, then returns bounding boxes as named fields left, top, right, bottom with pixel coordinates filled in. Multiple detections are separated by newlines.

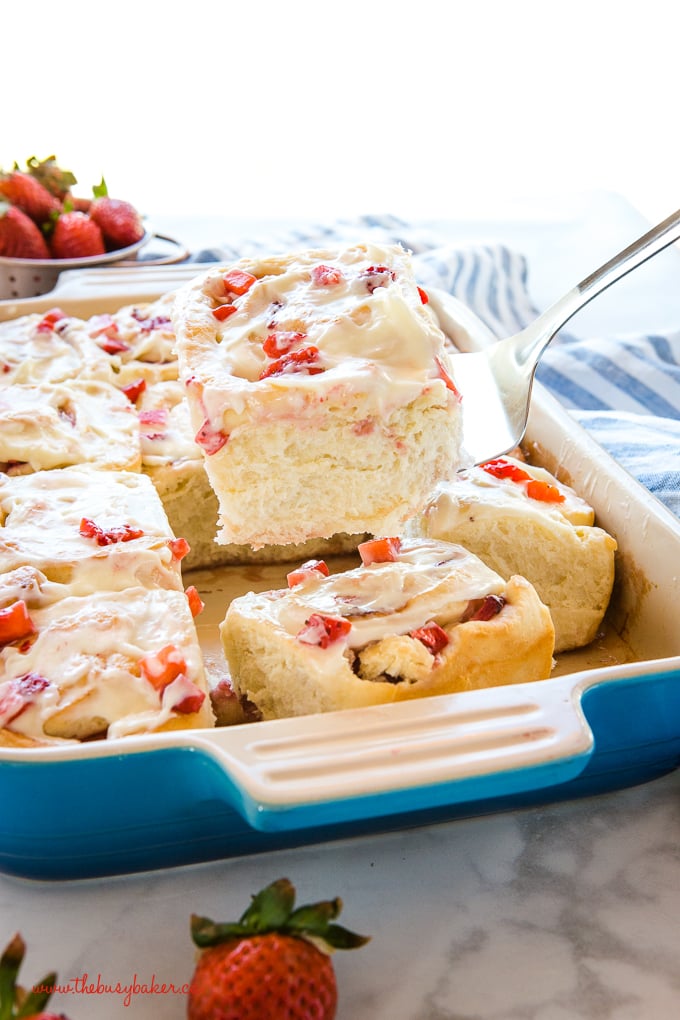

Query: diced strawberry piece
left=259, top=346, right=324, bottom=380
left=121, top=378, right=147, bottom=403
left=185, top=585, right=204, bottom=617
left=139, top=644, right=187, bottom=690
left=79, top=517, right=144, bottom=546
left=287, top=559, right=330, bottom=587
left=162, top=673, right=206, bottom=714
left=138, top=408, right=168, bottom=428
left=409, top=621, right=449, bottom=654
left=481, top=458, right=530, bottom=483
left=360, top=265, right=395, bottom=293
left=169, top=537, right=191, bottom=562
left=467, top=594, right=506, bottom=622
left=35, top=308, right=67, bottom=332
left=212, top=303, right=238, bottom=322
left=435, top=356, right=462, bottom=399
left=526, top=479, right=566, bottom=503
left=100, top=335, right=131, bottom=355
left=262, top=331, right=308, bottom=357
left=0, top=671, right=50, bottom=725
left=223, top=269, right=258, bottom=295
left=358, top=537, right=402, bottom=565
left=195, top=419, right=229, bottom=455
left=0, top=601, right=37, bottom=649
left=417, top=286, right=429, bottom=304
left=311, top=264, right=344, bottom=286
left=297, top=613, right=351, bottom=648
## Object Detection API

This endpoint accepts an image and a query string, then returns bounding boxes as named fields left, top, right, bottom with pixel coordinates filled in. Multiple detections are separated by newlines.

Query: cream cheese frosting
left=227, top=538, right=505, bottom=658
left=174, top=242, right=459, bottom=435
left=0, top=587, right=211, bottom=743
left=0, top=467, right=185, bottom=597
left=0, top=380, right=141, bottom=474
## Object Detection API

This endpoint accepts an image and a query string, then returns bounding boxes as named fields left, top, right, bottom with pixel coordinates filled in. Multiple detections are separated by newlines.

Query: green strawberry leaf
left=15, top=970, right=56, bottom=1017
left=92, top=177, right=108, bottom=199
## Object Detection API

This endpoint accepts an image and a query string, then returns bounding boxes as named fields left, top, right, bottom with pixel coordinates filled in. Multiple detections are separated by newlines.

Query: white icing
left=238, top=538, right=504, bottom=657
left=425, top=457, right=595, bottom=531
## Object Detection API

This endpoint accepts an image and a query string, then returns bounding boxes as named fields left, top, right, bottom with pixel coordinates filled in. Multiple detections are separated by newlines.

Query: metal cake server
left=438, top=207, right=680, bottom=466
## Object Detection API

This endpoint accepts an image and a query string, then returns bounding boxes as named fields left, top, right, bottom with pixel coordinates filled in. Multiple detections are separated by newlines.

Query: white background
left=4, top=0, right=679, bottom=227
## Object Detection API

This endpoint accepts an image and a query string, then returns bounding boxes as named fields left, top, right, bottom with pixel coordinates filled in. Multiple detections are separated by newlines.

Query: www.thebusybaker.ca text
left=33, top=972, right=191, bottom=1009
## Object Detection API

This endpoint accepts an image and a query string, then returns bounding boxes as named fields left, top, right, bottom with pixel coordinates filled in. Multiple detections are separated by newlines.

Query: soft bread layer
left=173, top=242, right=463, bottom=547
left=221, top=539, right=555, bottom=720
left=414, top=457, right=617, bottom=652
left=205, top=393, right=458, bottom=547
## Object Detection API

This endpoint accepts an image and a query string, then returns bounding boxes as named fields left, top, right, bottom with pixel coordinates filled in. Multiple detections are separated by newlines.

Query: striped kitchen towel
left=189, top=214, right=680, bottom=518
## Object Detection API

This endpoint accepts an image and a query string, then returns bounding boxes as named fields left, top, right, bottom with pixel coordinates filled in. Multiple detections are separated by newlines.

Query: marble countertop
left=1, top=193, right=678, bottom=1018
left=1, top=770, right=678, bottom=1018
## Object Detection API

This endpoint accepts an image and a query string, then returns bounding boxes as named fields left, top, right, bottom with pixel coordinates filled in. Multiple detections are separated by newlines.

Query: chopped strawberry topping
left=482, top=459, right=566, bottom=504
left=465, top=594, right=506, bottom=622
left=417, top=286, right=429, bottom=304
left=0, top=601, right=37, bottom=649
left=138, top=408, right=168, bottom=428
left=435, top=356, right=461, bottom=399
left=79, top=517, right=144, bottom=545
left=212, top=303, right=238, bottom=322
left=185, top=585, right=204, bottom=617
left=262, top=331, right=308, bottom=357
left=223, top=269, right=257, bottom=295
left=409, top=621, right=449, bottom=654
left=526, top=479, right=566, bottom=503
left=358, top=537, right=402, bottom=565
left=162, top=673, right=206, bottom=714
left=169, top=537, right=191, bottom=562
left=259, top=346, right=324, bottom=379
left=360, top=265, right=395, bottom=293
left=0, top=672, right=50, bottom=725
left=297, top=613, right=351, bottom=648
left=35, top=308, right=67, bottom=332
left=311, top=264, right=344, bottom=286
left=139, top=644, right=187, bottom=690
left=195, top=418, right=229, bottom=455
left=482, top=458, right=530, bottom=483
left=121, top=378, right=146, bottom=403
left=287, top=559, right=330, bottom=587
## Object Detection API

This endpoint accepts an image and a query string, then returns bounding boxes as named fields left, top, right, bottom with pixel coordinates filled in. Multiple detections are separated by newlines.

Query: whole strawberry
left=0, top=202, right=50, bottom=259
left=188, top=877, right=369, bottom=1020
left=50, top=211, right=105, bottom=259
left=0, top=170, right=61, bottom=226
left=0, top=932, right=70, bottom=1019
left=90, top=195, right=144, bottom=250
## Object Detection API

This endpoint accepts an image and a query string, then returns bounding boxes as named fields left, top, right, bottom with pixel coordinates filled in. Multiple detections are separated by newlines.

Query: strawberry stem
left=191, top=878, right=370, bottom=952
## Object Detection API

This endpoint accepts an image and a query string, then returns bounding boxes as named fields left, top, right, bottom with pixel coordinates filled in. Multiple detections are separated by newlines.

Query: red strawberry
left=188, top=877, right=369, bottom=1020
left=0, top=170, right=61, bottom=225
left=0, top=203, right=50, bottom=258
left=0, top=932, right=70, bottom=1019
left=50, top=211, right=106, bottom=259
left=89, top=195, right=144, bottom=249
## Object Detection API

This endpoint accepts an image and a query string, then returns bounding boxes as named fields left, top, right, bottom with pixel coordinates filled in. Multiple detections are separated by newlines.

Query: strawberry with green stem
left=188, top=877, right=369, bottom=1020
left=89, top=178, right=144, bottom=250
left=0, top=932, right=69, bottom=1019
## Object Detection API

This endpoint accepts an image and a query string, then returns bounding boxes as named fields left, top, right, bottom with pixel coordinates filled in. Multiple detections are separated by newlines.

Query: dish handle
left=189, top=670, right=607, bottom=832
